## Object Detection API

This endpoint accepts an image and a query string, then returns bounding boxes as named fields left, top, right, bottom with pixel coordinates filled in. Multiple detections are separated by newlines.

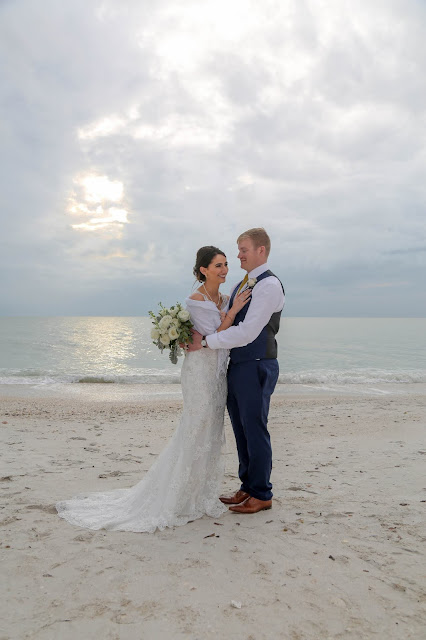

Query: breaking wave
left=1, top=368, right=425, bottom=385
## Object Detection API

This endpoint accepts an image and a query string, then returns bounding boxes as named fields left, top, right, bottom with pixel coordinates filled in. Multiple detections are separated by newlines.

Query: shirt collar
left=248, top=263, right=269, bottom=279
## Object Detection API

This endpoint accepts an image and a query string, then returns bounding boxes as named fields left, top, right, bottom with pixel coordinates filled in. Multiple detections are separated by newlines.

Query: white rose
left=169, top=307, right=178, bottom=317
left=160, top=333, right=171, bottom=345
left=171, top=318, right=179, bottom=327
left=168, top=326, right=179, bottom=340
left=178, top=309, right=190, bottom=322
left=159, top=315, right=173, bottom=330
left=151, top=328, right=160, bottom=340
left=247, top=277, right=257, bottom=288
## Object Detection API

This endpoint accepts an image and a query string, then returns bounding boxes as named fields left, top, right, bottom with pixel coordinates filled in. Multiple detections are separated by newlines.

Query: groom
left=188, top=228, right=285, bottom=514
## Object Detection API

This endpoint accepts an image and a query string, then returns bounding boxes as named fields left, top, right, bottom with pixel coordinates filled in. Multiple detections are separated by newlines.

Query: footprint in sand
left=26, top=504, right=58, bottom=514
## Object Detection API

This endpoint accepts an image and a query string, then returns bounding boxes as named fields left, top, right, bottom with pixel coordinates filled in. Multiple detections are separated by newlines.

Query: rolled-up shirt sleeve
left=206, top=278, right=284, bottom=350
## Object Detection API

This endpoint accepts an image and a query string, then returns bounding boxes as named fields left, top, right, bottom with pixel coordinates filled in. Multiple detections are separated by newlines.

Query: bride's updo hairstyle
left=193, top=246, right=226, bottom=282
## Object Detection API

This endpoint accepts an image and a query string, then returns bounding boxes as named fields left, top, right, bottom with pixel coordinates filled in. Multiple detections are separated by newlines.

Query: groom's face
left=237, top=238, right=264, bottom=273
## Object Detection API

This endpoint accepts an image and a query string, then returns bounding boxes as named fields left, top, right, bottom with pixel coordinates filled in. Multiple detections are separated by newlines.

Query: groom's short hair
left=237, top=228, right=271, bottom=257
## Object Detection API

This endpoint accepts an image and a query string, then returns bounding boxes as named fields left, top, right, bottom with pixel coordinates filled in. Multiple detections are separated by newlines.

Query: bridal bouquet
left=149, top=302, right=193, bottom=364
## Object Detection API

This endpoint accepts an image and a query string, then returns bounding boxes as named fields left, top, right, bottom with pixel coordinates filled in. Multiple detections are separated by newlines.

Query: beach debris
left=399, top=503, right=409, bottom=506
left=230, top=600, right=242, bottom=609
left=2, top=421, right=8, bottom=424
left=329, top=555, right=336, bottom=561
left=0, top=476, right=13, bottom=481
left=214, top=522, right=223, bottom=526
left=203, top=533, right=217, bottom=538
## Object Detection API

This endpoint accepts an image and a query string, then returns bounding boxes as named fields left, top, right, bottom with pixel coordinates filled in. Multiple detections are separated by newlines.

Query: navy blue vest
left=228, top=270, right=284, bottom=364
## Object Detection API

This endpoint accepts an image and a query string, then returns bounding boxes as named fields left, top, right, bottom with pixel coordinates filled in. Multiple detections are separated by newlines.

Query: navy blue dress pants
left=227, top=358, right=279, bottom=501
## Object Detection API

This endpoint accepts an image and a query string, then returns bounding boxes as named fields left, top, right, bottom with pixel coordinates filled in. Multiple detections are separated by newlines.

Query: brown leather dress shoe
left=229, top=497, right=272, bottom=513
left=219, top=490, right=250, bottom=505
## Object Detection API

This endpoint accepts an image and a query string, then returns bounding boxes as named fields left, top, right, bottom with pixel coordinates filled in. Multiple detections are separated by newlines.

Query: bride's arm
left=216, top=289, right=251, bottom=333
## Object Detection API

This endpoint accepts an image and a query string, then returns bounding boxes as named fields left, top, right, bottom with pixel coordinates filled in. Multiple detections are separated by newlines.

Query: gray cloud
left=1, top=0, right=425, bottom=317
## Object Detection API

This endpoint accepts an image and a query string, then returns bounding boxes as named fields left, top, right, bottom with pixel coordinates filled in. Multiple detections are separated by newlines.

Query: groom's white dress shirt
left=206, top=263, right=285, bottom=350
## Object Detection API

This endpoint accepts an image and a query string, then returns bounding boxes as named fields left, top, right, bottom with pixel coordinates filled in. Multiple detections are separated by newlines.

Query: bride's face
left=201, top=254, right=228, bottom=285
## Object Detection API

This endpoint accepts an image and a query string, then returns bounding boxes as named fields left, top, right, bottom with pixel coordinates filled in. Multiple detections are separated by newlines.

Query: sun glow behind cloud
left=69, top=174, right=129, bottom=233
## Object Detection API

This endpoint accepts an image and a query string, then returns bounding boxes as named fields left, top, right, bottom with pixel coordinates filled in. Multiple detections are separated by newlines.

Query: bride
left=56, top=246, right=251, bottom=533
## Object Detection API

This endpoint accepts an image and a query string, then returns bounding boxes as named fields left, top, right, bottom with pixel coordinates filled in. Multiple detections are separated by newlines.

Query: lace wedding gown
left=56, top=295, right=229, bottom=533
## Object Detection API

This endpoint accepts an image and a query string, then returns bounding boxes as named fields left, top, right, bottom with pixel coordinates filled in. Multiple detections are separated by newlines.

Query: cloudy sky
left=1, top=0, right=425, bottom=317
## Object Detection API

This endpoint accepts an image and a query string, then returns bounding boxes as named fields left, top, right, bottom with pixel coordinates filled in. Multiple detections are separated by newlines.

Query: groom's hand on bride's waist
left=185, top=329, right=203, bottom=352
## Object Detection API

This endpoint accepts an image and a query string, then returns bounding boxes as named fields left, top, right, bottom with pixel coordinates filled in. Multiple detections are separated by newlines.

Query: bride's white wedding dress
left=56, top=295, right=229, bottom=533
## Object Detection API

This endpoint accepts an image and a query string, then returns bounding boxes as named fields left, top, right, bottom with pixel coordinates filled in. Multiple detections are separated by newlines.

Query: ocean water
left=0, top=317, right=425, bottom=390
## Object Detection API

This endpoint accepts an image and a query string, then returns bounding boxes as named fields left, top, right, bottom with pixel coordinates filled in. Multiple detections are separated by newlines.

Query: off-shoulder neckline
left=185, top=295, right=228, bottom=311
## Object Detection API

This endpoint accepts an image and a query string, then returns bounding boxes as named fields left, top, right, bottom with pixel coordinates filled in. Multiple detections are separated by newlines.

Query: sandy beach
left=1, top=385, right=425, bottom=639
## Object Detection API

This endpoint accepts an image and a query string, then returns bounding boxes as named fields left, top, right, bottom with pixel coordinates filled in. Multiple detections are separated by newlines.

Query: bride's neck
left=202, top=282, right=220, bottom=297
